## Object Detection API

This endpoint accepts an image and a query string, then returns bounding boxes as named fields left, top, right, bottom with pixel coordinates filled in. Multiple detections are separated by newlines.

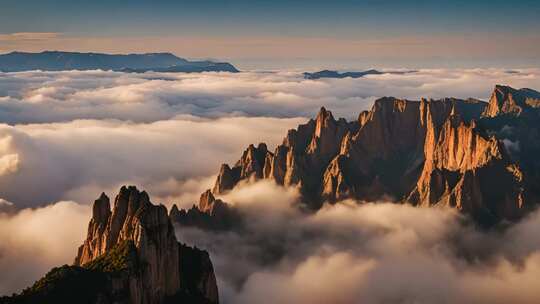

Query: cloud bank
left=3, top=180, right=540, bottom=302
left=0, top=116, right=303, bottom=208
left=1, top=68, right=540, bottom=124
left=176, top=181, right=540, bottom=304
left=0, top=201, right=90, bottom=295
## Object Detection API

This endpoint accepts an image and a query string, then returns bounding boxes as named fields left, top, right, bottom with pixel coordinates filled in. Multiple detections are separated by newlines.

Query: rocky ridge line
left=172, top=85, right=540, bottom=226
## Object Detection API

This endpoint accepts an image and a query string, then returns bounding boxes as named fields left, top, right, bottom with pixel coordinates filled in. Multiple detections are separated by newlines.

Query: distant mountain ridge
left=0, top=51, right=239, bottom=73
left=303, top=69, right=414, bottom=79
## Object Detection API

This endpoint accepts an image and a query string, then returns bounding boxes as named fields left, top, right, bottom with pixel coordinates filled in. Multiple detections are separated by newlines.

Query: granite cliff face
left=185, top=85, right=540, bottom=226
left=4, top=186, right=219, bottom=304
left=407, top=115, right=524, bottom=223
left=74, top=186, right=219, bottom=304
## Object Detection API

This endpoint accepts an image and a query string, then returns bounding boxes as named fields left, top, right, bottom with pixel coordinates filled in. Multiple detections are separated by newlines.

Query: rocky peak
left=199, top=189, right=216, bottom=212
left=212, top=143, right=271, bottom=195
left=430, top=115, right=502, bottom=171
left=105, top=186, right=152, bottom=250
left=199, top=189, right=231, bottom=219
left=349, top=97, right=426, bottom=159
left=483, top=85, right=522, bottom=117
left=307, top=107, right=350, bottom=159
left=314, top=106, right=334, bottom=132
left=74, top=186, right=219, bottom=304
left=236, top=143, right=269, bottom=179
left=169, top=204, right=180, bottom=217
left=92, top=192, right=111, bottom=228
left=408, top=110, right=525, bottom=223
left=372, top=96, right=409, bottom=113
left=483, top=85, right=540, bottom=117
left=213, top=164, right=239, bottom=194
left=282, top=119, right=316, bottom=150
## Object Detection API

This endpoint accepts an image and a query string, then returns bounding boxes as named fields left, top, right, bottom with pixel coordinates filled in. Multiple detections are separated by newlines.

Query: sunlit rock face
left=483, top=84, right=540, bottom=117
left=74, top=186, right=219, bottom=304
left=199, top=85, right=540, bottom=225
left=407, top=115, right=524, bottom=224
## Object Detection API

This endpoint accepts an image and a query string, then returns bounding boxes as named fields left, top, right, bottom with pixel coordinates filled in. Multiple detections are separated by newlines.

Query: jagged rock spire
left=213, top=142, right=272, bottom=194
left=74, top=186, right=219, bottom=304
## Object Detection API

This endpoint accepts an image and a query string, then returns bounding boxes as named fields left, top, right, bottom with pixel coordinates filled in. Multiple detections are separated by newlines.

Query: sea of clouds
left=1, top=68, right=540, bottom=124
left=178, top=181, right=540, bottom=304
left=1, top=68, right=540, bottom=301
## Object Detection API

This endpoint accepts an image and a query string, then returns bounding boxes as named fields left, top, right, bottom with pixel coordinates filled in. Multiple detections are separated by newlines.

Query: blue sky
left=1, top=0, right=540, bottom=68
left=2, top=0, right=539, bottom=36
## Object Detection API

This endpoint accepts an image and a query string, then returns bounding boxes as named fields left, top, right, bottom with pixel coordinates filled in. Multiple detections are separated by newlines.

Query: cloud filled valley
left=177, top=181, right=540, bottom=304
left=2, top=68, right=540, bottom=302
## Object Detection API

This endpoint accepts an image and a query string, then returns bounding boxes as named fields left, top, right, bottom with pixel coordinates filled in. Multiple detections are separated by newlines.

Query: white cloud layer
left=1, top=69, right=540, bottom=124
left=176, top=181, right=540, bottom=304
left=1, top=69, right=540, bottom=300
left=0, top=116, right=303, bottom=208
left=1, top=68, right=538, bottom=208
left=0, top=201, right=90, bottom=295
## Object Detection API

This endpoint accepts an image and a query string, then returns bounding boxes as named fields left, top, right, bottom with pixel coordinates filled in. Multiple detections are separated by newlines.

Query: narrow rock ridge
left=213, top=96, right=486, bottom=203
left=201, top=85, right=539, bottom=224
left=75, top=186, right=219, bottom=304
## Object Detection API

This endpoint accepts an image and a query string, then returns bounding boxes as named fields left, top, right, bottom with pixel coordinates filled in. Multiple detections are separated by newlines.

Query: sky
left=1, top=0, right=540, bottom=69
